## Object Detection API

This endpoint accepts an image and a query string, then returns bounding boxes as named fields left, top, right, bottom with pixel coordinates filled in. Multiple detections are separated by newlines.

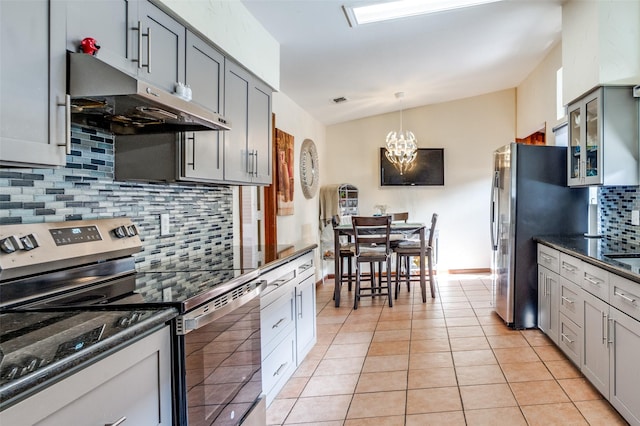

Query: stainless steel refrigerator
left=490, top=143, right=588, bottom=329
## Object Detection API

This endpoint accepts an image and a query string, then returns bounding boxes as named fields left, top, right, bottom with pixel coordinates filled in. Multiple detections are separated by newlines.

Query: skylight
left=343, top=0, right=502, bottom=27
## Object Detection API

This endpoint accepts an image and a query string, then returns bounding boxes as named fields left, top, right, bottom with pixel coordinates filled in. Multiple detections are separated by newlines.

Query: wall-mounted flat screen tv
left=380, top=147, right=445, bottom=186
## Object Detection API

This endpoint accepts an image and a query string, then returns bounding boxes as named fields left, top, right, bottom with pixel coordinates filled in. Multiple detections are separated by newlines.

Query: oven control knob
left=0, top=236, right=20, bottom=254
left=113, top=226, right=127, bottom=239
left=19, top=234, right=39, bottom=251
left=126, top=225, right=138, bottom=237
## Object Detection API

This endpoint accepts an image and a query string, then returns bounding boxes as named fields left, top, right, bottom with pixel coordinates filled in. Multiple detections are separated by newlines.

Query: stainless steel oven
left=0, top=218, right=266, bottom=426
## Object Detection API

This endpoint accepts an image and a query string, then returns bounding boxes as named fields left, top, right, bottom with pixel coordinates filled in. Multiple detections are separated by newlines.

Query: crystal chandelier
left=385, top=92, right=417, bottom=175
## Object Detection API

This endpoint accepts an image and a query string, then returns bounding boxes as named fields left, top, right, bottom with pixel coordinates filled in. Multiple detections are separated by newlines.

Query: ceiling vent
left=332, top=96, right=348, bottom=104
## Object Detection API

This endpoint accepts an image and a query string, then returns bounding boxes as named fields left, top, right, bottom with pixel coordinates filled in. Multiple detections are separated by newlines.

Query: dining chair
left=332, top=215, right=355, bottom=293
left=351, top=215, right=393, bottom=309
left=394, top=212, right=438, bottom=299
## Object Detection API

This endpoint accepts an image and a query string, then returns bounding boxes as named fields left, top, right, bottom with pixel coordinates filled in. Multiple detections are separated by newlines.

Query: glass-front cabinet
left=567, top=86, right=638, bottom=187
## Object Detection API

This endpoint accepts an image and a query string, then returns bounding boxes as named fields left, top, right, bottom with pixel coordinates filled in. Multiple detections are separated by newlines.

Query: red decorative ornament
left=80, top=37, right=100, bottom=56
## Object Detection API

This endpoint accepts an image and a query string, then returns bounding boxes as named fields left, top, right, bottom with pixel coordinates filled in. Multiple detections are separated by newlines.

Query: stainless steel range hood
left=68, top=53, right=231, bottom=135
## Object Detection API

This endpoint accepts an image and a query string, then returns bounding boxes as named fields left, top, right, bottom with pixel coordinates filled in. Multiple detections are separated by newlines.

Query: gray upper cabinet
left=0, top=0, right=67, bottom=167
left=183, top=31, right=224, bottom=182
left=65, top=0, right=138, bottom=75
left=567, top=86, right=639, bottom=187
left=138, top=0, right=185, bottom=93
left=224, top=60, right=273, bottom=185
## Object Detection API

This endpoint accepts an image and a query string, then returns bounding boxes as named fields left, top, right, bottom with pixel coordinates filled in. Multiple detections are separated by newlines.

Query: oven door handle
left=178, top=280, right=267, bottom=334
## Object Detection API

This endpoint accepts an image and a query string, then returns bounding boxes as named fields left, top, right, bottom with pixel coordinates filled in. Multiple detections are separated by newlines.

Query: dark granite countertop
left=0, top=307, right=177, bottom=409
left=534, top=235, right=640, bottom=284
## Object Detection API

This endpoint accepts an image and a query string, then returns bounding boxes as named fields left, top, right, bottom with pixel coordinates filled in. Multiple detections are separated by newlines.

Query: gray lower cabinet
left=0, top=0, right=67, bottom=167
left=260, top=251, right=316, bottom=406
left=224, top=60, right=273, bottom=185
left=609, top=306, right=640, bottom=426
left=581, top=289, right=609, bottom=397
left=538, top=266, right=560, bottom=344
left=0, top=326, right=173, bottom=425
left=537, top=244, right=640, bottom=426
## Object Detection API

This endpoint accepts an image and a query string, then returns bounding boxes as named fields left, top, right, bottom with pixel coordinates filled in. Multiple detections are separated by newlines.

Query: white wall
left=562, top=0, right=640, bottom=103
left=157, top=0, right=280, bottom=89
left=517, top=42, right=564, bottom=145
left=324, top=89, right=516, bottom=271
left=271, top=92, right=326, bottom=270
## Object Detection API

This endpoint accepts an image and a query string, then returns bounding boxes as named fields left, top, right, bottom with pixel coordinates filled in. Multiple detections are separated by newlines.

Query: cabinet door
left=138, top=0, right=185, bottom=93
left=182, top=31, right=225, bottom=181
left=0, top=0, right=66, bottom=167
left=249, top=79, right=273, bottom=185
left=582, top=91, right=602, bottom=185
left=567, top=102, right=582, bottom=186
left=66, top=0, right=137, bottom=75
left=537, top=266, right=559, bottom=344
left=581, top=290, right=609, bottom=397
left=609, top=307, right=640, bottom=426
left=224, top=61, right=251, bottom=183
left=295, top=275, right=317, bottom=363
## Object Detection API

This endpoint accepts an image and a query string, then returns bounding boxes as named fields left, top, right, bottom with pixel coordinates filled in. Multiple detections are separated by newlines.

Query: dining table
left=333, top=221, right=433, bottom=307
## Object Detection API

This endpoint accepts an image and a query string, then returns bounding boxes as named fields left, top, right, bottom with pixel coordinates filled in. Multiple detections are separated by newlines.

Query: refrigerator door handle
left=490, top=171, right=499, bottom=251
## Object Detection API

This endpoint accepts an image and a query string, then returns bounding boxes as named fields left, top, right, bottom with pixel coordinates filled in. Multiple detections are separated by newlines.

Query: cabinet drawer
left=558, top=313, right=581, bottom=366
left=262, top=331, right=296, bottom=406
left=559, top=277, right=582, bottom=325
left=538, top=244, right=560, bottom=274
left=560, top=253, right=583, bottom=284
left=261, top=289, right=295, bottom=358
left=581, top=262, right=609, bottom=302
left=610, top=274, right=640, bottom=322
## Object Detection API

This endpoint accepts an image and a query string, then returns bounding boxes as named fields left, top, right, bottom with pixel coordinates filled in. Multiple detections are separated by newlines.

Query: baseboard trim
left=447, top=268, right=491, bottom=274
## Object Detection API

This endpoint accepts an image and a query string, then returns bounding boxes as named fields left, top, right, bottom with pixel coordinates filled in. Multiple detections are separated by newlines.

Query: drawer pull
left=561, top=296, right=574, bottom=305
left=540, top=254, right=554, bottom=262
left=105, top=416, right=127, bottom=426
left=561, top=333, right=574, bottom=344
left=614, top=290, right=637, bottom=304
left=273, top=362, right=288, bottom=377
left=602, top=313, right=608, bottom=344
left=561, top=264, right=577, bottom=273
left=584, top=276, right=601, bottom=286
left=272, top=318, right=287, bottom=329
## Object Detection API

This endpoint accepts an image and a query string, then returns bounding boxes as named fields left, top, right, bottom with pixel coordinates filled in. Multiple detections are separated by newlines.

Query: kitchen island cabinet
left=224, top=60, right=273, bottom=185
left=0, top=0, right=67, bottom=168
left=0, top=324, right=173, bottom=426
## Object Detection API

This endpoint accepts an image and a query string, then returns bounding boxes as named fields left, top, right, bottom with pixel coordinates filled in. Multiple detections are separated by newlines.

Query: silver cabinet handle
left=540, top=253, right=555, bottom=263
left=561, top=263, right=577, bottom=273
left=602, top=313, right=608, bottom=344
left=272, top=317, right=286, bottom=329
left=254, top=150, right=259, bottom=176
left=273, top=362, right=287, bottom=377
left=186, top=134, right=196, bottom=168
left=297, top=292, right=303, bottom=319
left=132, top=21, right=150, bottom=71
left=614, top=290, right=637, bottom=304
left=584, top=276, right=601, bottom=286
left=561, top=333, right=574, bottom=344
left=145, top=26, right=151, bottom=72
left=57, top=94, right=71, bottom=154
left=105, top=416, right=126, bottom=426
left=561, top=296, right=574, bottom=305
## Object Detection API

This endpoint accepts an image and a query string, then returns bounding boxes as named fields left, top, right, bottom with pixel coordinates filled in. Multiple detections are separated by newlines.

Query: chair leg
left=395, top=253, right=401, bottom=299
left=405, top=256, right=411, bottom=292
left=386, top=257, right=393, bottom=307
left=354, top=264, right=361, bottom=310
left=428, top=252, right=436, bottom=298
left=346, top=255, right=353, bottom=291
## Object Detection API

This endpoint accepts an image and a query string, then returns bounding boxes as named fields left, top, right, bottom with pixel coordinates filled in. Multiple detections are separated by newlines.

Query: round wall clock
left=299, top=139, right=319, bottom=199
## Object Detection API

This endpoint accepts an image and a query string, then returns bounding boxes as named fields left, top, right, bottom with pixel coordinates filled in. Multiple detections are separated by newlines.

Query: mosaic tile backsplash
left=0, top=126, right=233, bottom=268
left=599, top=186, right=640, bottom=245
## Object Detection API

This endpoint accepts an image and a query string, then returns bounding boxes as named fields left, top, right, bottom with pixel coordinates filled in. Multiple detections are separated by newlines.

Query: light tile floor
left=266, top=274, right=628, bottom=425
